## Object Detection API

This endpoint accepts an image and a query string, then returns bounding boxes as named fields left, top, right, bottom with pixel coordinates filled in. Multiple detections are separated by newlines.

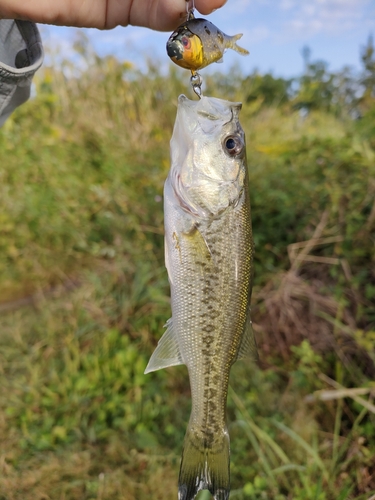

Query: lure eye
left=181, top=36, right=191, bottom=49
left=224, top=135, right=244, bottom=157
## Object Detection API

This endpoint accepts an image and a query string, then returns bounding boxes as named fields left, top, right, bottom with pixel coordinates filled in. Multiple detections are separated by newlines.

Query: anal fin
left=236, top=311, right=258, bottom=361
left=144, top=318, right=184, bottom=374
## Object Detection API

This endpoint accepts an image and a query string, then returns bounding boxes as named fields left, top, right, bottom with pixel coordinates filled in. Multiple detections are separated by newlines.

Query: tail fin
left=178, top=425, right=230, bottom=500
left=230, top=34, right=249, bottom=56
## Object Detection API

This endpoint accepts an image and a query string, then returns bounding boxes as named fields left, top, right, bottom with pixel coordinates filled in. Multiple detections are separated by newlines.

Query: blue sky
left=41, top=0, right=375, bottom=78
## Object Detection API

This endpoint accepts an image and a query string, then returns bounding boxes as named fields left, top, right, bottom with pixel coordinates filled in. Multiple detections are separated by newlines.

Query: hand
left=0, top=0, right=226, bottom=31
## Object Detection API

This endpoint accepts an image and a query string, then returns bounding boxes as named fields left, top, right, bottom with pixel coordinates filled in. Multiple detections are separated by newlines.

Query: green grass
left=0, top=44, right=374, bottom=499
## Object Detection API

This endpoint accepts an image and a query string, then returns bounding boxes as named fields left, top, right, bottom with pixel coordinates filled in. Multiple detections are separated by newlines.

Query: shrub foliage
left=0, top=36, right=374, bottom=499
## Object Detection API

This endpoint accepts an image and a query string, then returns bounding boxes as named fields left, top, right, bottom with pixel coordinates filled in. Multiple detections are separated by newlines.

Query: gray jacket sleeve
left=0, top=20, right=43, bottom=126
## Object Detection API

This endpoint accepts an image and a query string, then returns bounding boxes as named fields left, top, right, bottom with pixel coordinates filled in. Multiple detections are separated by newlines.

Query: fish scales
left=145, top=95, right=257, bottom=500
left=174, top=203, right=252, bottom=435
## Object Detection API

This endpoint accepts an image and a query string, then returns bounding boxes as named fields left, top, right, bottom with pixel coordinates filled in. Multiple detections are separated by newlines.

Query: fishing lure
left=167, top=18, right=249, bottom=72
left=166, top=1, right=249, bottom=97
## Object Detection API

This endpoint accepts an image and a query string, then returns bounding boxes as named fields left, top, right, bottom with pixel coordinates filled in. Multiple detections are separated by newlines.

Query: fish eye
left=181, top=36, right=191, bottom=49
left=223, top=135, right=244, bottom=157
left=226, top=138, right=236, bottom=149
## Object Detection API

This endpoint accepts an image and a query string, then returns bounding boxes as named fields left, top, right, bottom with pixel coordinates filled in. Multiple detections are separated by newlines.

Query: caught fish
left=167, top=18, right=249, bottom=72
left=145, top=95, right=257, bottom=500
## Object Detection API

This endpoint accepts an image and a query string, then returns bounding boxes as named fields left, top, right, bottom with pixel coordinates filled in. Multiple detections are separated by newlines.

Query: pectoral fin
left=236, top=312, right=258, bottom=361
left=182, top=224, right=212, bottom=262
left=144, top=318, right=184, bottom=373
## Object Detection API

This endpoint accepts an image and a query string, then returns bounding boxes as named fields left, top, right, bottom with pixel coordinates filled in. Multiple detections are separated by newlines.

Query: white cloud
left=281, top=0, right=372, bottom=37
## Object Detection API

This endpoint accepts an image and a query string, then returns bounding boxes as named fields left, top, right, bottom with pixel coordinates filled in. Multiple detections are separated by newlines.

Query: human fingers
left=0, top=0, right=227, bottom=30
left=128, top=0, right=227, bottom=32
left=0, top=0, right=106, bottom=27
left=194, top=0, right=227, bottom=16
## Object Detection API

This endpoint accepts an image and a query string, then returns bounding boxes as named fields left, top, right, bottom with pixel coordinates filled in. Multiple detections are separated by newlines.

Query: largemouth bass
left=145, top=95, right=257, bottom=500
left=167, top=19, right=249, bottom=71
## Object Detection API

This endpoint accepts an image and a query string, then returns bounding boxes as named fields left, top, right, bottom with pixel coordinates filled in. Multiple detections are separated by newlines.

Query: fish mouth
left=166, top=39, right=183, bottom=60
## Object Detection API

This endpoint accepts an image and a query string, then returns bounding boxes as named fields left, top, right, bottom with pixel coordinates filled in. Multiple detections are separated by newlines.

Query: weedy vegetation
left=0, top=34, right=374, bottom=499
